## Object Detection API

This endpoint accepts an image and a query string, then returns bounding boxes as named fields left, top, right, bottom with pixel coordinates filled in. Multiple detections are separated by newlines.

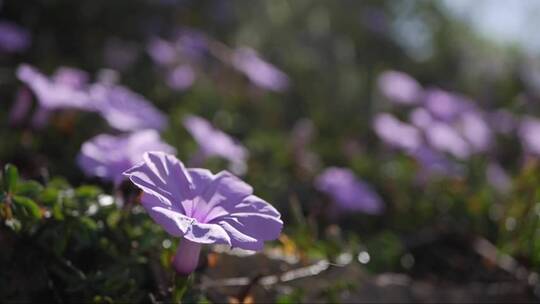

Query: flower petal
left=149, top=206, right=194, bottom=237
left=124, top=152, right=194, bottom=210
left=191, top=171, right=253, bottom=221
left=184, top=222, right=231, bottom=245
left=217, top=220, right=263, bottom=251
left=214, top=196, right=283, bottom=251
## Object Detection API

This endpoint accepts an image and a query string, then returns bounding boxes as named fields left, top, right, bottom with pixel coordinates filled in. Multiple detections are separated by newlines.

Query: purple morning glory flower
left=174, top=29, right=209, bottom=61
left=424, top=121, right=470, bottom=159
left=408, top=146, right=462, bottom=178
left=377, top=70, right=422, bottom=105
left=455, top=110, right=492, bottom=153
left=518, top=116, right=540, bottom=156
left=409, top=107, right=433, bottom=129
left=423, top=88, right=473, bottom=122
left=123, top=152, right=283, bottom=275
left=0, top=21, right=30, bottom=53
left=166, top=65, right=195, bottom=91
left=147, top=30, right=208, bottom=67
left=16, top=64, right=94, bottom=111
left=183, top=115, right=248, bottom=174
left=52, top=67, right=89, bottom=89
left=90, top=83, right=168, bottom=131
left=373, top=113, right=422, bottom=152
left=147, top=37, right=177, bottom=65
left=78, top=130, right=175, bottom=185
left=231, top=47, right=289, bottom=92
left=315, top=167, right=384, bottom=215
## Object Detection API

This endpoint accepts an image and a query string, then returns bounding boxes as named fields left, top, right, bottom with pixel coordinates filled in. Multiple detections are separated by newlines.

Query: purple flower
left=183, top=115, right=248, bottom=173
left=90, top=84, right=168, bottom=131
left=456, top=110, right=492, bottom=153
left=52, top=67, right=89, bottom=89
left=166, top=65, right=195, bottom=91
left=16, top=64, right=94, bottom=111
left=424, top=121, right=470, bottom=159
left=409, top=107, right=433, bottom=129
left=377, top=70, right=422, bottom=105
left=123, top=151, right=283, bottom=274
left=0, top=21, right=30, bottom=53
left=174, top=29, right=209, bottom=61
left=147, top=37, right=177, bottom=66
left=232, top=47, right=289, bottom=92
left=423, top=88, right=472, bottom=122
left=147, top=30, right=208, bottom=67
left=78, top=130, right=175, bottom=185
left=315, top=167, right=384, bottom=215
left=373, top=113, right=422, bottom=152
left=409, top=146, right=462, bottom=178
left=518, top=116, right=540, bottom=156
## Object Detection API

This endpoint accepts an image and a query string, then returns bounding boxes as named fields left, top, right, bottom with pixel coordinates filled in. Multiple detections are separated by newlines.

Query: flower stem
left=172, top=272, right=193, bottom=303
left=173, top=238, right=202, bottom=275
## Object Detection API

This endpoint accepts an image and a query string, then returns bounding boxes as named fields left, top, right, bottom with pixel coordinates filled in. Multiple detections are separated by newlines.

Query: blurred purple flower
left=423, top=88, right=472, bottom=122
left=0, top=21, right=30, bottom=53
left=456, top=110, right=492, bottom=153
left=232, top=47, right=289, bottom=92
left=166, top=65, right=195, bottom=91
left=183, top=115, right=248, bottom=174
left=424, top=121, right=470, bottom=159
left=409, top=146, right=462, bottom=178
left=409, top=107, right=433, bottom=129
left=175, top=29, right=209, bottom=60
left=373, top=113, right=422, bottom=152
left=90, top=84, right=167, bottom=131
left=78, top=130, right=175, bottom=185
left=378, top=70, right=422, bottom=105
left=486, top=162, right=511, bottom=193
left=16, top=64, right=94, bottom=111
left=518, top=116, right=540, bottom=156
left=315, top=167, right=384, bottom=214
left=52, top=67, right=89, bottom=89
left=147, top=37, right=177, bottom=65
left=124, top=151, right=283, bottom=274
left=148, top=30, right=208, bottom=66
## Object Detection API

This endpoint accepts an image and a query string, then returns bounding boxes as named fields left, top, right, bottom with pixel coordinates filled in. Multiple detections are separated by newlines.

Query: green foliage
left=0, top=165, right=171, bottom=302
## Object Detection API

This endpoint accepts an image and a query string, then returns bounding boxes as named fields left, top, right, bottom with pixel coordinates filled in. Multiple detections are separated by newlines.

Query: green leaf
left=16, top=180, right=44, bottom=197
left=3, top=164, right=19, bottom=193
left=13, top=195, right=42, bottom=219
left=80, top=217, right=98, bottom=231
